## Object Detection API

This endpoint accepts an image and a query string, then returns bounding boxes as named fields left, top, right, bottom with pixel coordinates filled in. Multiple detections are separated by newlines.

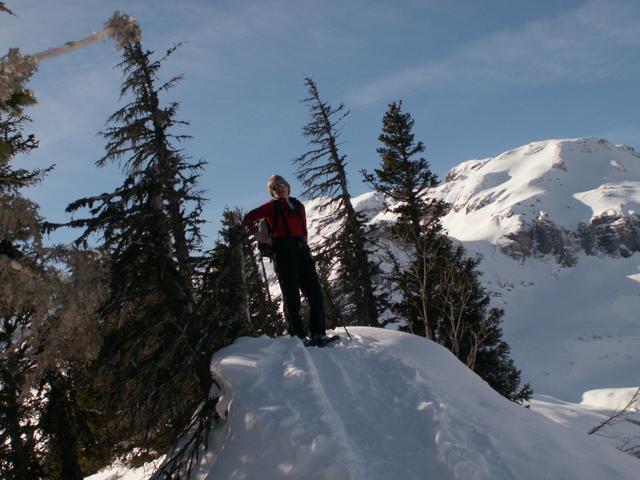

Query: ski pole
left=334, top=310, right=352, bottom=341
left=320, top=278, right=353, bottom=341
left=259, top=255, right=273, bottom=304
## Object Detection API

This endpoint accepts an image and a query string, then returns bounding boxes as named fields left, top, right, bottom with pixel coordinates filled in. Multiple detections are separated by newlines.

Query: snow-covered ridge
left=87, top=329, right=640, bottom=479
left=197, top=328, right=638, bottom=479
left=436, top=138, right=640, bottom=259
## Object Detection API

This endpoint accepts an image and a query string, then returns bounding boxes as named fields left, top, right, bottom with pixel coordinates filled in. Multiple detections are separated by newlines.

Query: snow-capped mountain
left=438, top=137, right=640, bottom=263
left=418, top=138, right=640, bottom=403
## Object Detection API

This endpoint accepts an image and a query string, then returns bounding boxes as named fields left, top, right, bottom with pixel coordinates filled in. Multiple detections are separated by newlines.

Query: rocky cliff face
left=497, top=212, right=640, bottom=266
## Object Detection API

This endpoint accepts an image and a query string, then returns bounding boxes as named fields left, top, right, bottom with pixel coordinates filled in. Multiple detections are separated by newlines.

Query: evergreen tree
left=432, top=243, right=532, bottom=401
left=198, top=210, right=251, bottom=341
left=363, top=101, right=448, bottom=338
left=242, top=238, right=285, bottom=337
left=39, top=372, right=90, bottom=480
left=198, top=209, right=285, bottom=344
left=295, top=77, right=383, bottom=327
left=36, top=247, right=112, bottom=479
left=0, top=87, right=109, bottom=478
left=365, top=101, right=530, bottom=402
left=63, top=42, right=217, bottom=471
left=0, top=258, right=45, bottom=479
left=313, top=249, right=344, bottom=330
left=0, top=87, right=55, bottom=479
left=0, top=9, right=151, bottom=478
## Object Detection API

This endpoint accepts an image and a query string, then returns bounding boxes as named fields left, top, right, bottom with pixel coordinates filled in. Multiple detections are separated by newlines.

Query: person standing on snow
left=242, top=174, right=328, bottom=346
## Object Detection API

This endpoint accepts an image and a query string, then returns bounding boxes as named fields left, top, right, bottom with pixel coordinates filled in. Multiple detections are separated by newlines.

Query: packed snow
left=196, top=328, right=638, bottom=479
left=87, top=327, right=640, bottom=479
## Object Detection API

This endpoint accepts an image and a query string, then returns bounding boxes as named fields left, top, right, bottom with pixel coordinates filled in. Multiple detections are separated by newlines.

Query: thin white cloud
left=144, top=0, right=415, bottom=83
left=160, top=0, right=361, bottom=77
left=348, top=0, right=640, bottom=105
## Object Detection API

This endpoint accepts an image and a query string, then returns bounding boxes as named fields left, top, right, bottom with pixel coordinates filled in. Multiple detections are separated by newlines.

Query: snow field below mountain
left=193, top=327, right=638, bottom=480
left=460, top=241, right=640, bottom=402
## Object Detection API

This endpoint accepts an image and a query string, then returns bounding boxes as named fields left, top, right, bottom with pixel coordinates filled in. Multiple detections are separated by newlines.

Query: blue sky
left=3, top=0, right=640, bottom=246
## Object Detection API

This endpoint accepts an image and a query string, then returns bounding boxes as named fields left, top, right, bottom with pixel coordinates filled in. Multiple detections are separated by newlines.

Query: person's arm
left=242, top=201, right=274, bottom=229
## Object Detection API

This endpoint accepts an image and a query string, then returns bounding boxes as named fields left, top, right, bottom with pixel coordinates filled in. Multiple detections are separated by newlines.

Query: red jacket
left=243, top=198, right=307, bottom=240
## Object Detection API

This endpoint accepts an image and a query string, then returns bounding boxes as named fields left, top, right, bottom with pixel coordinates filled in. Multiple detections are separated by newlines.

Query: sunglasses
left=271, top=183, right=288, bottom=191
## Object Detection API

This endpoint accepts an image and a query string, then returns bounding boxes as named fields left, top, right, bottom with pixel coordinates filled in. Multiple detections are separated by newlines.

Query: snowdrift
left=197, top=327, right=638, bottom=480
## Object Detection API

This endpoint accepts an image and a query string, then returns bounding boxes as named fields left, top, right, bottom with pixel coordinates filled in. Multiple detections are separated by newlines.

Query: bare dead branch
left=0, top=11, right=141, bottom=103
left=0, top=2, right=16, bottom=16
left=589, top=386, right=640, bottom=435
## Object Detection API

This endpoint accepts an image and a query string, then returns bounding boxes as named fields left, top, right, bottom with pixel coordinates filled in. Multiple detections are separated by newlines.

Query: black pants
left=273, top=237, right=325, bottom=338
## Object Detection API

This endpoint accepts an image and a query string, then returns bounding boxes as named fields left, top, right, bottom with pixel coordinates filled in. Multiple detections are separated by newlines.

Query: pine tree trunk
left=234, top=234, right=252, bottom=329
left=45, top=374, right=84, bottom=480
left=2, top=370, right=34, bottom=479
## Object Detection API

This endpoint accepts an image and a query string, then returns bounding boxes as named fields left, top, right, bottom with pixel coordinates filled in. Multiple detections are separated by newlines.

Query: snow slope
left=195, top=328, right=638, bottom=479
left=461, top=244, right=640, bottom=401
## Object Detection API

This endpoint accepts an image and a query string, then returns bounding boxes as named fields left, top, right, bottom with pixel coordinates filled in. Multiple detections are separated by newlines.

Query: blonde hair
left=267, top=174, right=291, bottom=198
